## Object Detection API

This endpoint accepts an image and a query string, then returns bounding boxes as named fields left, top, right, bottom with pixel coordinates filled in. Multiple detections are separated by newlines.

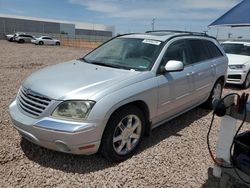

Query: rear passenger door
left=186, top=39, right=215, bottom=103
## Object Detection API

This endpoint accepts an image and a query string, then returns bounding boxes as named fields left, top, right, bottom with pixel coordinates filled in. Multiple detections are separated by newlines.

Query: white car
left=6, top=34, right=14, bottom=41
left=221, top=41, right=250, bottom=88
left=31, top=36, right=60, bottom=46
left=6, top=32, right=25, bottom=42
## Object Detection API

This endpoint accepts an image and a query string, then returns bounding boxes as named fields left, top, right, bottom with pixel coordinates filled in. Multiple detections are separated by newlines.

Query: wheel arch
left=217, top=75, right=225, bottom=86
left=104, top=100, right=151, bottom=136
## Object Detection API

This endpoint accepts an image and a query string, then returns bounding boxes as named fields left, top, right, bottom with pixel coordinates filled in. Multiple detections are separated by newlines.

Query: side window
left=162, top=40, right=190, bottom=66
left=187, top=39, right=210, bottom=63
left=204, top=40, right=223, bottom=58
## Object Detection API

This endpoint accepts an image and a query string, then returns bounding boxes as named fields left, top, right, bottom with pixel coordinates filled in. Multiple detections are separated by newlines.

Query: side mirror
left=160, top=60, right=184, bottom=73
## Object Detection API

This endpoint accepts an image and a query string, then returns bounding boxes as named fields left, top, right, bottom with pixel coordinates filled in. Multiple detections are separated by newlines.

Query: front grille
left=228, top=74, right=241, bottom=80
left=17, top=87, right=52, bottom=117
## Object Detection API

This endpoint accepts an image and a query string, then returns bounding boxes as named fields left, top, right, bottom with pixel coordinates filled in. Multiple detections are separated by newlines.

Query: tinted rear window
left=204, top=40, right=223, bottom=58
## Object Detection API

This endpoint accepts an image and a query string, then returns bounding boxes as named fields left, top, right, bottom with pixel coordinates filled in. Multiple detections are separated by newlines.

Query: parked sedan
left=31, top=36, right=60, bottom=45
left=221, top=41, right=250, bottom=88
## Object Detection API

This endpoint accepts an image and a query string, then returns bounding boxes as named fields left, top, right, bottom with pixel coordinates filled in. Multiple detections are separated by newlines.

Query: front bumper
left=226, top=69, right=248, bottom=85
left=9, top=100, right=103, bottom=155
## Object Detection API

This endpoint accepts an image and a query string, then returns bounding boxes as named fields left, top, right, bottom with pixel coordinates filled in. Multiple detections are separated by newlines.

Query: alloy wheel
left=245, top=73, right=250, bottom=88
left=112, top=115, right=142, bottom=155
left=212, top=82, right=222, bottom=104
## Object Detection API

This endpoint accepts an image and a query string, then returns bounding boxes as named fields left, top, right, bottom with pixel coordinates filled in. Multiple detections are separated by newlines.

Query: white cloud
left=69, top=0, right=240, bottom=21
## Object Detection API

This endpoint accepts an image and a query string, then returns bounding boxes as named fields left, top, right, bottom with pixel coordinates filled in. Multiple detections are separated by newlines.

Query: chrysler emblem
left=26, top=88, right=32, bottom=95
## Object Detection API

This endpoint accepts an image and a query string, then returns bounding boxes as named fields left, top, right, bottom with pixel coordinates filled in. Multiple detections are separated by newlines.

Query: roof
left=210, top=0, right=250, bottom=27
left=119, top=30, right=213, bottom=42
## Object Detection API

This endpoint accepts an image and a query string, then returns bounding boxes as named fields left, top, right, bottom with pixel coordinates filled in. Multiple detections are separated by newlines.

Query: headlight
left=52, top=101, right=95, bottom=121
left=229, top=65, right=245, bottom=69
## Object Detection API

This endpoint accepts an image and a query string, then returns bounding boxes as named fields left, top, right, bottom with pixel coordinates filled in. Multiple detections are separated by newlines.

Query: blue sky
left=0, top=0, right=247, bottom=38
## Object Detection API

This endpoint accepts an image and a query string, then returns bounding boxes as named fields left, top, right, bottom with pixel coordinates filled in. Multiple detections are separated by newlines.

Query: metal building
left=0, top=14, right=114, bottom=40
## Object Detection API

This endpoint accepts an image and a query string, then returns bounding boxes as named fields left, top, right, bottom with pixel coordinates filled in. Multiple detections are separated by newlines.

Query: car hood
left=227, top=54, right=250, bottom=65
left=23, top=60, right=146, bottom=100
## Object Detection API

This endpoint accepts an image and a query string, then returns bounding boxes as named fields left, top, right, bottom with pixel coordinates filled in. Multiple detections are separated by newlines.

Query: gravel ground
left=0, top=40, right=250, bottom=187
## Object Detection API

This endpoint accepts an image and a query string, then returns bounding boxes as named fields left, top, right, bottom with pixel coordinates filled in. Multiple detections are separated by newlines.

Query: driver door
left=156, top=39, right=196, bottom=122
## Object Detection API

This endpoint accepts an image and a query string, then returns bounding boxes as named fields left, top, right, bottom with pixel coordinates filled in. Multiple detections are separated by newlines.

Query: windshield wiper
left=89, top=61, right=123, bottom=69
left=78, top=58, right=132, bottom=70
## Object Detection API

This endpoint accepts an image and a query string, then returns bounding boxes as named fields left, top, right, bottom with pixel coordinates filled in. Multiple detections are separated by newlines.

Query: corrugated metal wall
left=0, top=17, right=113, bottom=40
left=0, top=17, right=60, bottom=36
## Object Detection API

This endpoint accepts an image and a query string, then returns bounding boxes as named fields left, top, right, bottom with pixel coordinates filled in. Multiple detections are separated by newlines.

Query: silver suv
left=14, top=34, right=34, bottom=43
left=9, top=30, right=228, bottom=162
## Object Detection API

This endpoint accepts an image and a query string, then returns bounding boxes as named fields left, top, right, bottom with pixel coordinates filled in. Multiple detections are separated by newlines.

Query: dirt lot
left=0, top=40, right=249, bottom=187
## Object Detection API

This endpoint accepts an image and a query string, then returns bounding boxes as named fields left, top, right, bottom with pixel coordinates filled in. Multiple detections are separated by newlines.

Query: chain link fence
left=1, top=31, right=111, bottom=49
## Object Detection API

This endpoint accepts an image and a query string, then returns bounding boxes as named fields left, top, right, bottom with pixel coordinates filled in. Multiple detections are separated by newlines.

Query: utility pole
left=152, top=18, right=155, bottom=31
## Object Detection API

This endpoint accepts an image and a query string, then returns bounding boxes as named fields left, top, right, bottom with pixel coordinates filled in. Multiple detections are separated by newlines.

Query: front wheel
left=242, top=72, right=250, bottom=89
left=205, top=80, right=223, bottom=109
left=100, top=105, right=145, bottom=162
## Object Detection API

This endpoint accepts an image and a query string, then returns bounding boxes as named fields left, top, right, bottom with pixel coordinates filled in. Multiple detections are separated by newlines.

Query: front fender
left=87, top=76, right=159, bottom=124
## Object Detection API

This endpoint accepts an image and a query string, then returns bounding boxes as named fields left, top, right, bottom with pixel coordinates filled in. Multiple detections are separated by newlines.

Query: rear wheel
left=242, top=72, right=250, bottom=89
left=100, top=105, right=145, bottom=162
left=205, top=80, right=223, bottom=109
left=39, top=41, right=44, bottom=45
left=55, top=42, right=60, bottom=46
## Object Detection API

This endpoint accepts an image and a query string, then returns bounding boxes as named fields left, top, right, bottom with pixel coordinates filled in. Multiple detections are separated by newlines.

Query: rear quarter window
left=204, top=40, right=223, bottom=58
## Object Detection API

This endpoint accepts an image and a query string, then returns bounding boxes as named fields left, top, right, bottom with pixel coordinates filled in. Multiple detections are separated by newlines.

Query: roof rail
left=145, top=30, right=208, bottom=36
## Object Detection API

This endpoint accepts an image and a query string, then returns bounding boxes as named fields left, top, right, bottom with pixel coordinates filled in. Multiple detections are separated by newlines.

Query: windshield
left=221, top=43, right=250, bottom=56
left=83, top=38, right=164, bottom=71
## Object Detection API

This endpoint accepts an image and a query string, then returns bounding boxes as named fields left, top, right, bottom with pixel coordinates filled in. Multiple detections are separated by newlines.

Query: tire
left=55, top=42, right=60, bottom=46
left=9, top=37, right=13, bottom=42
left=39, top=41, right=44, bottom=45
left=100, top=105, right=145, bottom=162
left=205, top=79, right=223, bottom=109
left=242, top=72, right=250, bottom=89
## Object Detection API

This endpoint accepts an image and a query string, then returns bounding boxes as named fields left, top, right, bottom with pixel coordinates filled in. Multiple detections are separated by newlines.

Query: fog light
left=55, top=140, right=70, bottom=152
